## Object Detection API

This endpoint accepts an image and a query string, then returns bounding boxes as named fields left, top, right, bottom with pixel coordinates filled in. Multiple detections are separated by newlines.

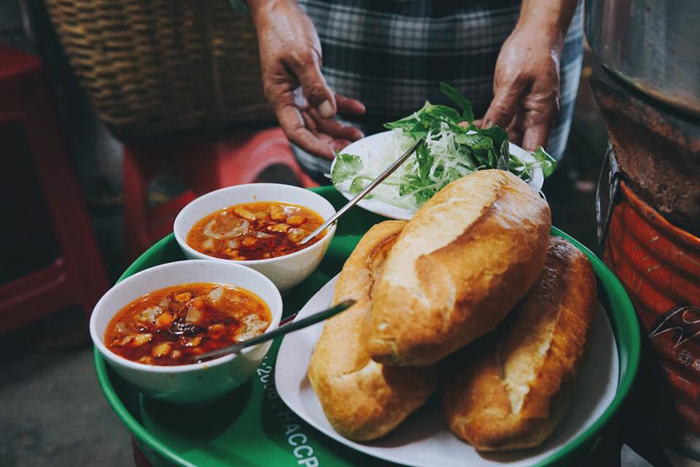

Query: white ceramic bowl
left=90, top=260, right=283, bottom=406
left=173, top=183, right=336, bottom=293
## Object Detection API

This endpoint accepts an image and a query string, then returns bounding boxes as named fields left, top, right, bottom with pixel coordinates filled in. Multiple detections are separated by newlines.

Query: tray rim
left=94, top=190, right=640, bottom=467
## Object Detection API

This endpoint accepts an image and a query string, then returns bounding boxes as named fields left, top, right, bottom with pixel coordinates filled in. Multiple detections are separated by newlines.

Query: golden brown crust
left=368, top=170, right=552, bottom=366
left=308, top=221, right=439, bottom=441
left=441, top=237, right=597, bottom=451
left=330, top=220, right=407, bottom=307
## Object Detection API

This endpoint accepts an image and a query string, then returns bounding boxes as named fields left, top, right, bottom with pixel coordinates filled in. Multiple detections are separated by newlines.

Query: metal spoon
left=299, top=136, right=426, bottom=245
left=192, top=299, right=355, bottom=363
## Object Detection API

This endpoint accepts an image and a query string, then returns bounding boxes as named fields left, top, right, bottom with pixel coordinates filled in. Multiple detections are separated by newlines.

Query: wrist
left=512, top=21, right=565, bottom=56
left=515, top=0, right=576, bottom=53
left=249, top=0, right=296, bottom=23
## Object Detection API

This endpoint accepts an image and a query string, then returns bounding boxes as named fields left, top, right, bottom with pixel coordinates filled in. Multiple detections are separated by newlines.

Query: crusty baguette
left=308, top=221, right=439, bottom=441
left=368, top=170, right=551, bottom=366
left=441, top=236, right=596, bottom=451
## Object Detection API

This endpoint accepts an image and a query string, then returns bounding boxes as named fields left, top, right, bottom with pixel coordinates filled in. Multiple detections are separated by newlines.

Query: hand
left=482, top=24, right=565, bottom=151
left=250, top=0, right=365, bottom=160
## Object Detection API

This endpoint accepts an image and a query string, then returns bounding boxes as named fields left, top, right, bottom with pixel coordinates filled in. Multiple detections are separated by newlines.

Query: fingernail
left=318, top=100, right=334, bottom=119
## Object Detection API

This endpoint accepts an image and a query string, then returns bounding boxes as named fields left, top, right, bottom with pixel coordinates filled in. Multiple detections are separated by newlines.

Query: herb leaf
left=330, top=153, right=363, bottom=184
left=349, top=177, right=365, bottom=195
left=440, top=82, right=475, bottom=122
left=337, top=84, right=555, bottom=210
left=532, top=147, right=557, bottom=177
left=480, top=126, right=508, bottom=149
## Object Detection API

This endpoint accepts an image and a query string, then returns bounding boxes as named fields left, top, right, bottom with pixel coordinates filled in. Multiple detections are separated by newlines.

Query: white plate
left=275, top=275, right=619, bottom=467
left=331, top=131, right=545, bottom=220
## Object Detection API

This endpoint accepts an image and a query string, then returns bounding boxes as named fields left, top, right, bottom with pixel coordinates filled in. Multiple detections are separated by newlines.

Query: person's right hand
left=250, top=0, right=365, bottom=160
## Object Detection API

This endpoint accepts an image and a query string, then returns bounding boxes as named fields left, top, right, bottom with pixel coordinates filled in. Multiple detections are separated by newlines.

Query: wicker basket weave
left=45, top=0, right=275, bottom=143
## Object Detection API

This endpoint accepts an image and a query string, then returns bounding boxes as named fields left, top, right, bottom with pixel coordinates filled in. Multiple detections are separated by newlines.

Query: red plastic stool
left=123, top=127, right=318, bottom=260
left=0, top=44, right=109, bottom=333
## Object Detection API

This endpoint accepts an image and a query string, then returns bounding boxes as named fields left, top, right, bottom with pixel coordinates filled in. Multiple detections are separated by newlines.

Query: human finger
left=520, top=91, right=558, bottom=150
left=276, top=104, right=334, bottom=159
left=306, top=108, right=364, bottom=141
left=330, top=139, right=352, bottom=152
left=458, top=118, right=482, bottom=129
left=335, top=93, right=366, bottom=115
left=288, top=54, right=337, bottom=119
left=521, top=123, right=550, bottom=151
left=483, top=78, right=527, bottom=129
left=300, top=108, right=318, bottom=132
left=506, top=110, right=524, bottom=146
left=310, top=132, right=351, bottom=155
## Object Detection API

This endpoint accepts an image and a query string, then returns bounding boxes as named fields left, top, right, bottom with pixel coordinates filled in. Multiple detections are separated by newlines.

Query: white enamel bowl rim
left=173, top=183, right=336, bottom=266
left=89, top=260, right=283, bottom=373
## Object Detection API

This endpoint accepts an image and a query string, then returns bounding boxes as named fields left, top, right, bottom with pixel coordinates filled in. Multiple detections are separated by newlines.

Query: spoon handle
left=193, top=299, right=355, bottom=363
left=299, top=136, right=425, bottom=245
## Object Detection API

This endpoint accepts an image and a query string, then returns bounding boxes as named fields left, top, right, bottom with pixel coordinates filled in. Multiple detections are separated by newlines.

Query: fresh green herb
left=349, top=177, right=365, bottom=195
left=532, top=146, right=557, bottom=177
left=440, top=82, right=475, bottom=122
left=330, top=153, right=362, bottom=184
left=332, top=83, right=557, bottom=209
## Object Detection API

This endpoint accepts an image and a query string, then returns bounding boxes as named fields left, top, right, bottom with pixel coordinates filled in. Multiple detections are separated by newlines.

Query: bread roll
left=368, top=170, right=551, bottom=366
left=441, top=236, right=596, bottom=451
left=308, top=221, right=439, bottom=441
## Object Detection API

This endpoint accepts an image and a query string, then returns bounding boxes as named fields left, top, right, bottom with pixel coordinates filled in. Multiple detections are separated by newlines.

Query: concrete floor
left=0, top=307, right=131, bottom=467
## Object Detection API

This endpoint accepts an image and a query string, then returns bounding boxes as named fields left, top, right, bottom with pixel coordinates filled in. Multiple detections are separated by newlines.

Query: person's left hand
left=481, top=25, right=565, bottom=151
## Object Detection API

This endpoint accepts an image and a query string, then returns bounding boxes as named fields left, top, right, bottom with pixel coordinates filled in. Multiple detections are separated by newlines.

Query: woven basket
left=45, top=0, right=275, bottom=143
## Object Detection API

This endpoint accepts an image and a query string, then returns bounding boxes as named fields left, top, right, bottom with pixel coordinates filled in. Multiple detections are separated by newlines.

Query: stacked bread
left=308, top=170, right=596, bottom=451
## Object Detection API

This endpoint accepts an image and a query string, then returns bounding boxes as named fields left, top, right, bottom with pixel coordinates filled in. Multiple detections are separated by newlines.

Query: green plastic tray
left=94, top=187, right=640, bottom=467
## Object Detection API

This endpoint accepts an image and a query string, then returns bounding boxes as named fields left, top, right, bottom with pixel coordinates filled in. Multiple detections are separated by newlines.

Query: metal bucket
left=585, top=0, right=700, bottom=118
left=601, top=154, right=700, bottom=450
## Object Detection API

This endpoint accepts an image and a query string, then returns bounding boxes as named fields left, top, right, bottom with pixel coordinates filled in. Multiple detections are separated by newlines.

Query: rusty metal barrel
left=605, top=180, right=700, bottom=435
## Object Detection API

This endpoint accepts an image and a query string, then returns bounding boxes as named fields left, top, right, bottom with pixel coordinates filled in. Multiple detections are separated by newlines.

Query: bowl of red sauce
left=174, top=183, right=337, bottom=293
left=90, top=260, right=283, bottom=406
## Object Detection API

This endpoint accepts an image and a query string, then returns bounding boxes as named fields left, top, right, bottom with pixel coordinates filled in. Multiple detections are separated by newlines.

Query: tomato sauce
left=186, top=202, right=325, bottom=261
left=105, top=283, right=270, bottom=366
